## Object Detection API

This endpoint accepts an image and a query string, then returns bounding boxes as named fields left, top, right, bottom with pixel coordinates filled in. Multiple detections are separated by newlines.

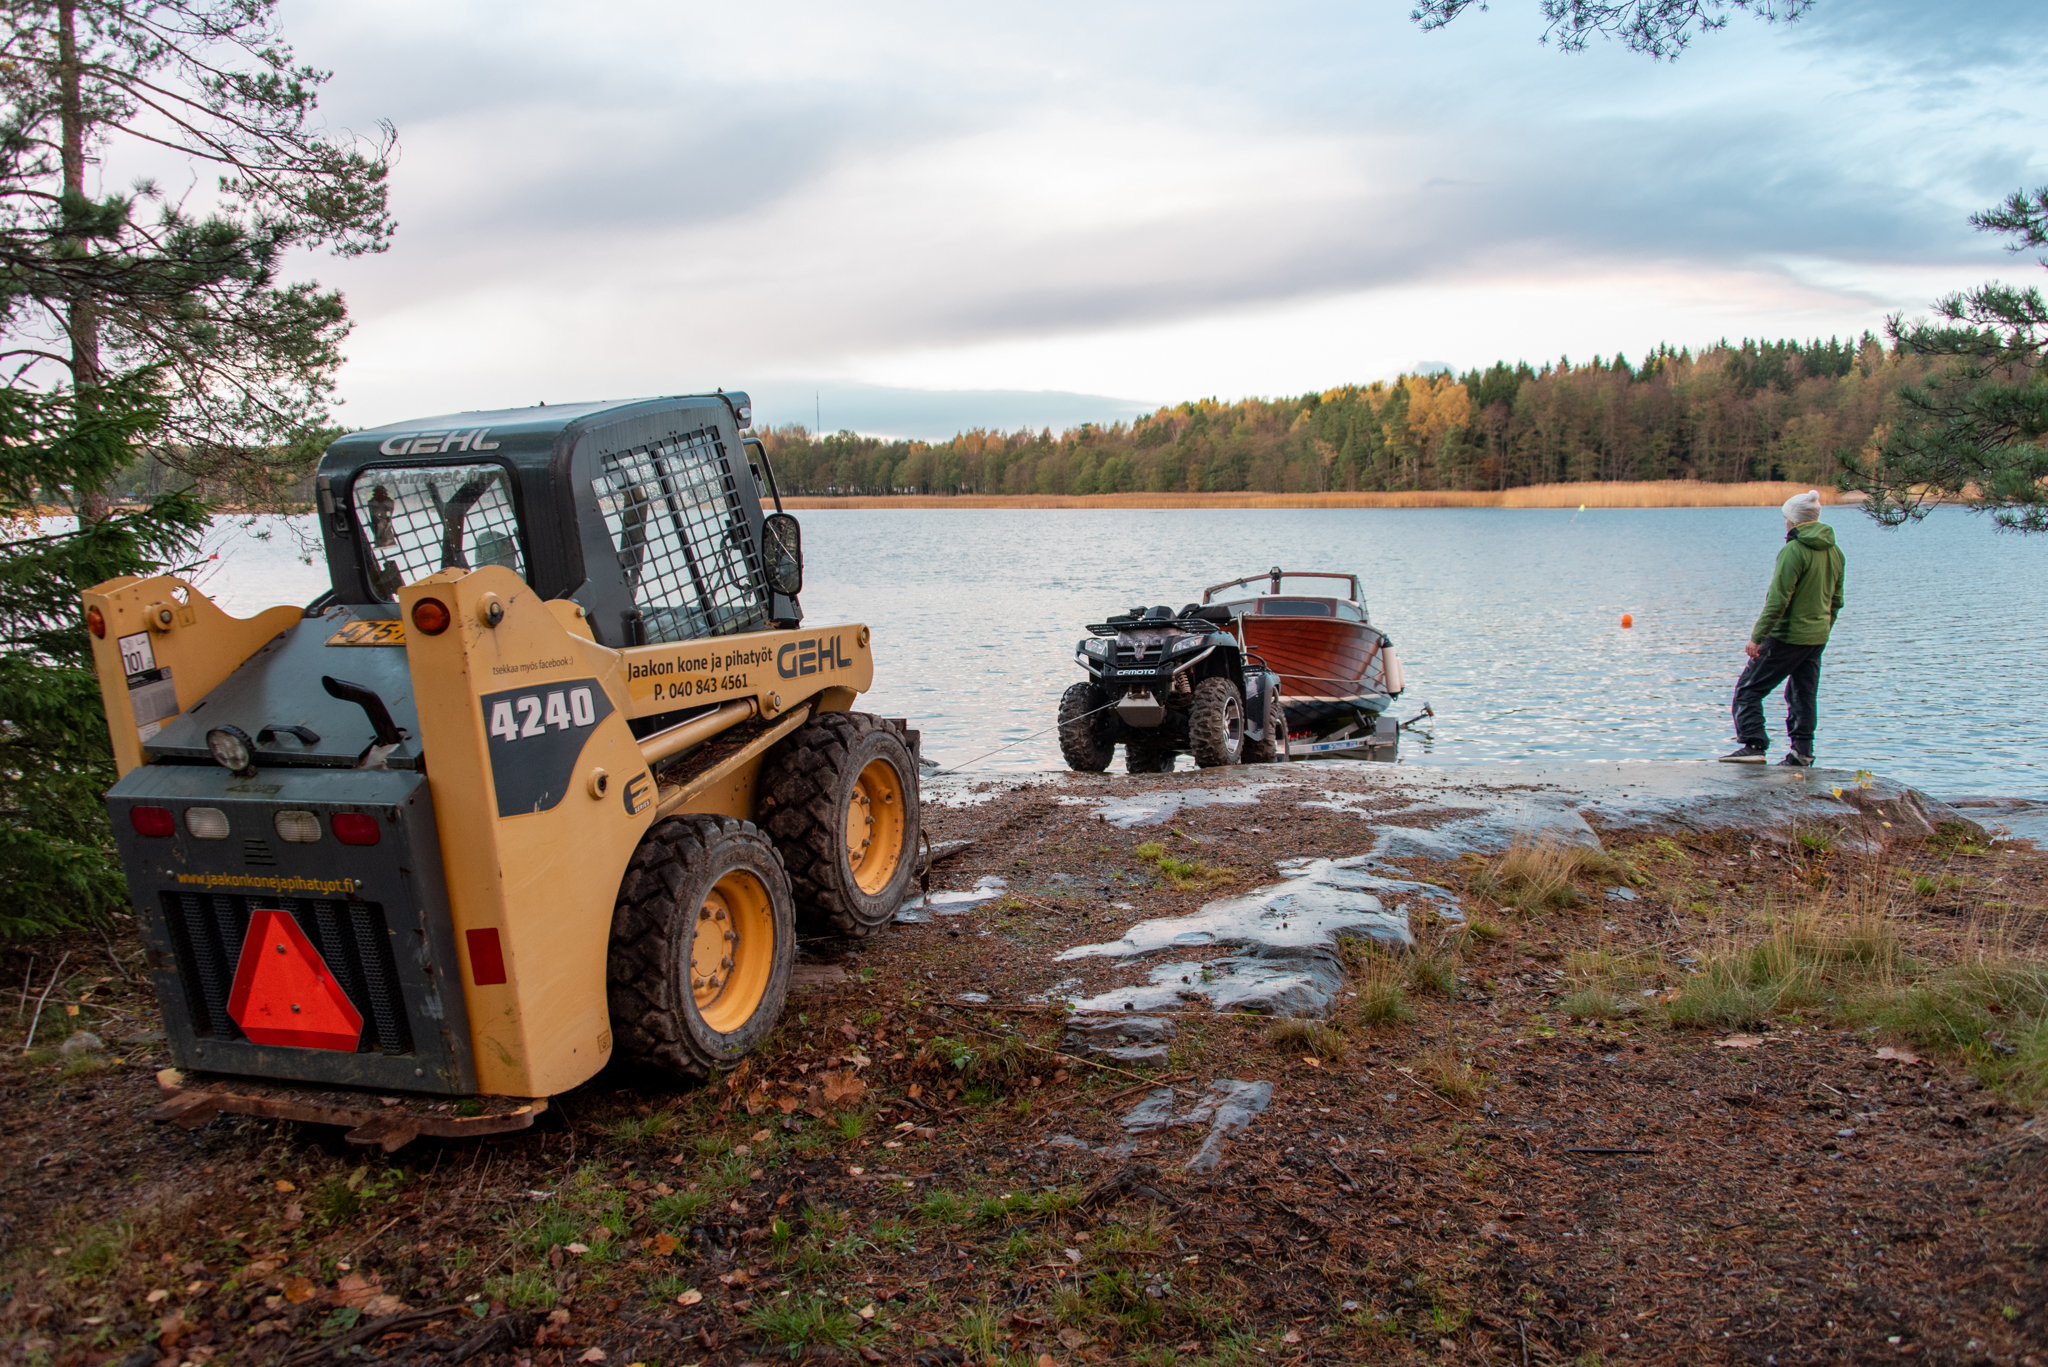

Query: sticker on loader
left=480, top=678, right=615, bottom=816
left=327, top=619, right=406, bottom=647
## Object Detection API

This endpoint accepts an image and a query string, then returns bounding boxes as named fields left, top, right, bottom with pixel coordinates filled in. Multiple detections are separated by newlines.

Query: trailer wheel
left=1244, top=692, right=1287, bottom=764
left=608, top=815, right=795, bottom=1079
left=1189, top=676, right=1245, bottom=768
left=1057, top=682, right=1117, bottom=772
left=1124, top=738, right=1175, bottom=773
left=758, top=711, right=921, bottom=937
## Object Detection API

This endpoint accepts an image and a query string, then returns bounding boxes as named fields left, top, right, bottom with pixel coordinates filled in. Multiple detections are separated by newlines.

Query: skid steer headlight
left=185, top=807, right=230, bottom=840
left=205, top=725, right=257, bottom=777
left=273, top=810, right=322, bottom=844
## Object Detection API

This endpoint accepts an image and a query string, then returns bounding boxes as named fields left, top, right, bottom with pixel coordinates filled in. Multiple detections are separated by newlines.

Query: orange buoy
left=1620, top=613, right=1634, bottom=628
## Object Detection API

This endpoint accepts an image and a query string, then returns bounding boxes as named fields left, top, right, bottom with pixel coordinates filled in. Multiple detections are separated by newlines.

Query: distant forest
left=757, top=336, right=1926, bottom=496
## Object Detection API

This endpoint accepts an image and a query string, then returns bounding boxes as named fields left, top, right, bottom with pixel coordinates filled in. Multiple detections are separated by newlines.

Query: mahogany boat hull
left=1235, top=615, right=1393, bottom=725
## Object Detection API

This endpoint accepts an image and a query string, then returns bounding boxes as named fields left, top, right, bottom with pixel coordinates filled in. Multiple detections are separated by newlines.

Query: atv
left=1058, top=603, right=1285, bottom=773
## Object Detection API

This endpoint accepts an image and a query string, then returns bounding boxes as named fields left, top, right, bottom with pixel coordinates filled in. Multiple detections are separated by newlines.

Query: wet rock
left=59, top=1031, right=104, bottom=1056
left=1062, top=1016, right=1177, bottom=1067
left=1364, top=796, right=1601, bottom=858
left=1061, top=857, right=1434, bottom=961
left=1061, top=783, right=1284, bottom=829
left=1056, top=856, right=1452, bottom=1018
left=1605, top=886, right=1639, bottom=902
left=1046, top=1134, right=1093, bottom=1152
left=1119, top=1079, right=1273, bottom=1173
left=895, top=875, right=1008, bottom=923
left=956, top=992, right=991, bottom=1004
left=1945, top=796, right=2048, bottom=843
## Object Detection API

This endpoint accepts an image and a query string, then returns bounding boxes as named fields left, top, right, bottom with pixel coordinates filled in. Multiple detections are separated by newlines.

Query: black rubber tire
left=756, top=710, right=922, bottom=937
left=608, top=814, right=795, bottom=1080
left=1057, top=681, right=1117, bottom=772
left=1244, top=689, right=1286, bottom=764
left=1124, top=737, right=1176, bottom=773
left=1189, top=676, right=1246, bottom=768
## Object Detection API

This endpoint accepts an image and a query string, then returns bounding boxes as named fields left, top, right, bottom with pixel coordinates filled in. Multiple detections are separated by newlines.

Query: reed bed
left=775, top=480, right=1854, bottom=511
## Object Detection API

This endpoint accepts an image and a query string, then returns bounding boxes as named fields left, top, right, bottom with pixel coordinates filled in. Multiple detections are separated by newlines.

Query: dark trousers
left=1732, top=638, right=1826, bottom=755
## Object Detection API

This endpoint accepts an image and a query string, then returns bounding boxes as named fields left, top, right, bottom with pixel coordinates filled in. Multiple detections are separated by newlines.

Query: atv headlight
left=1169, top=635, right=1206, bottom=653
left=1080, top=638, right=1106, bottom=656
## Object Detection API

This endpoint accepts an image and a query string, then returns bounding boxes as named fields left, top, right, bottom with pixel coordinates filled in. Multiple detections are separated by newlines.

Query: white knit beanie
left=1782, top=489, right=1822, bottom=524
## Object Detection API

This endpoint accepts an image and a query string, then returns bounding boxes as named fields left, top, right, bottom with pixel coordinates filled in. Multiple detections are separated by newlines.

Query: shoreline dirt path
left=2, top=761, right=2043, bottom=1367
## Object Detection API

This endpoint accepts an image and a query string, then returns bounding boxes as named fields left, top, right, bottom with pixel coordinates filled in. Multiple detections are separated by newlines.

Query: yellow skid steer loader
left=83, top=393, right=920, bottom=1149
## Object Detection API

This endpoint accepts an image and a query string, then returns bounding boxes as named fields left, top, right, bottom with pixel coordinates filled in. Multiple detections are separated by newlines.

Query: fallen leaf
left=651, top=1233, right=680, bottom=1256
left=332, top=1272, right=383, bottom=1308
left=282, top=1201, right=304, bottom=1227
left=914, top=1127, right=936, bottom=1139
left=1038, top=1357, right=1059, bottom=1367
left=159, top=1313, right=193, bottom=1349
left=549, top=1309, right=572, bottom=1326
left=821, top=1070, right=866, bottom=1106
left=146, top=1289, right=169, bottom=1304
left=1876, top=1046, right=1921, bottom=1064
left=364, top=1294, right=408, bottom=1317
left=579, top=1350, right=607, bottom=1363
left=839, top=1022, right=860, bottom=1041
left=857, top=1303, right=876, bottom=1320
left=848, top=1166, right=865, bottom=1176
left=243, top=1258, right=284, bottom=1278
left=273, top=1179, right=296, bottom=1193
left=1063, top=1248, right=1083, bottom=1264
left=1302, top=1056, right=1321, bottom=1069
left=845, top=1051, right=872, bottom=1069
left=776, top=1096, right=801, bottom=1115
left=1058, top=1327, right=1091, bottom=1349
left=676, top=1289, right=703, bottom=1307
left=247, top=1319, right=290, bottom=1338
left=907, top=1083, right=922, bottom=1098
left=718, top=1269, right=752, bottom=1287
left=1714, top=1034, right=1766, bottom=1049
left=1282, top=1330, right=1303, bottom=1344
left=750, top=1129, right=771, bottom=1143
left=565, top=1243, right=590, bottom=1255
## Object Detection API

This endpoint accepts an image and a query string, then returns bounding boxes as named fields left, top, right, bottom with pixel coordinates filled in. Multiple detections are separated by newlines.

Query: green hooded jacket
left=1751, top=521, right=1845, bottom=645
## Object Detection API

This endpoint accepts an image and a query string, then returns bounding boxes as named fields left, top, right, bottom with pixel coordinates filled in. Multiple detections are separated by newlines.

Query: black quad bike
left=1057, top=604, right=1285, bottom=773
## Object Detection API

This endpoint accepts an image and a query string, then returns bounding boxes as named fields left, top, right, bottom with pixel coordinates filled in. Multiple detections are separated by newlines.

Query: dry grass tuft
left=1345, top=947, right=1413, bottom=1026
left=1407, top=950, right=1460, bottom=997
left=1414, top=1044, right=1484, bottom=1106
left=1466, top=836, right=1623, bottom=914
left=1265, top=1018, right=1349, bottom=1061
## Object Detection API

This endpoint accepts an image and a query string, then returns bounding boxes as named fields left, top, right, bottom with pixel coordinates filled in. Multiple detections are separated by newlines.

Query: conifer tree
left=1844, top=190, right=2048, bottom=534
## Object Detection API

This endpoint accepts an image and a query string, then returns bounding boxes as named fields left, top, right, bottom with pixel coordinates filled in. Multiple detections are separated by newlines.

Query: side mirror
left=763, top=513, right=803, bottom=596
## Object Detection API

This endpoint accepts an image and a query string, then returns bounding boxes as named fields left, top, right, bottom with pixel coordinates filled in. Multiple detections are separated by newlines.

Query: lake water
left=179, top=506, right=2047, bottom=799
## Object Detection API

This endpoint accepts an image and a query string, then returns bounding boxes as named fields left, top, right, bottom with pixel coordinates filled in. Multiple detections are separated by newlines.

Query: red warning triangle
left=227, top=908, right=364, bottom=1051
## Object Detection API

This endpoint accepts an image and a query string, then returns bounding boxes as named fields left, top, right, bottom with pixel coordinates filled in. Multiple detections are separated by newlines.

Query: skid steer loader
left=82, top=393, right=922, bottom=1149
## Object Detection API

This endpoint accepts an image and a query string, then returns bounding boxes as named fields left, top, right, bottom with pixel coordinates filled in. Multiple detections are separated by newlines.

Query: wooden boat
left=1201, top=568, right=1403, bottom=747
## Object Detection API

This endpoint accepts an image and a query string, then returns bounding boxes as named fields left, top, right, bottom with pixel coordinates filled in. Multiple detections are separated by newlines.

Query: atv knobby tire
left=608, top=814, right=795, bottom=1079
left=1189, top=676, right=1245, bottom=768
left=757, top=710, right=921, bottom=936
left=1058, top=681, right=1117, bottom=772
left=1243, top=689, right=1286, bottom=764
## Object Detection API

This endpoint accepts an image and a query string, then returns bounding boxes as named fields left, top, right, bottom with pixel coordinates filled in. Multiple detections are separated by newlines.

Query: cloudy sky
left=277, top=0, right=2045, bottom=438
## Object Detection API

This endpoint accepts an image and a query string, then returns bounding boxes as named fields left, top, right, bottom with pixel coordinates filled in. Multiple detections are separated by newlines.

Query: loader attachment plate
left=149, top=1068, right=545, bottom=1154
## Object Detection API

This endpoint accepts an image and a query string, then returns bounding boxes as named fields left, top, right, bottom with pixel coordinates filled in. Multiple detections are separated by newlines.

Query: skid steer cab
left=84, top=393, right=922, bottom=1143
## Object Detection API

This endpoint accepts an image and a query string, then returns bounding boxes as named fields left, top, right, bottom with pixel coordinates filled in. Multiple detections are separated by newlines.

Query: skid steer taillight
left=131, top=806, right=175, bottom=837
left=331, top=812, right=381, bottom=846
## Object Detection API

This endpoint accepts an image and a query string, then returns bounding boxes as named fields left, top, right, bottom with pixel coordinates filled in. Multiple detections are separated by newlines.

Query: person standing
left=1721, top=490, right=1846, bottom=766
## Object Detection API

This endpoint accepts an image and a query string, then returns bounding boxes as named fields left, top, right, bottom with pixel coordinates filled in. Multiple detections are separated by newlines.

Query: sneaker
left=1719, top=744, right=1769, bottom=763
left=1778, top=752, right=1813, bottom=767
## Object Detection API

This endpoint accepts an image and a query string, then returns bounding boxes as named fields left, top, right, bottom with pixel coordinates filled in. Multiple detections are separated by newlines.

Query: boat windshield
left=1261, top=600, right=1332, bottom=616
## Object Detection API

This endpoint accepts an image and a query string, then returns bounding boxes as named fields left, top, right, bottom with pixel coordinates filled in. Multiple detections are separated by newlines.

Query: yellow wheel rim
left=845, top=757, right=907, bottom=895
left=690, top=869, right=774, bottom=1033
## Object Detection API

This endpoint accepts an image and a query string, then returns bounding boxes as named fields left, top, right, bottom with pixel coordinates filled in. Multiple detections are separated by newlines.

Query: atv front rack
left=148, top=1068, right=546, bottom=1153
